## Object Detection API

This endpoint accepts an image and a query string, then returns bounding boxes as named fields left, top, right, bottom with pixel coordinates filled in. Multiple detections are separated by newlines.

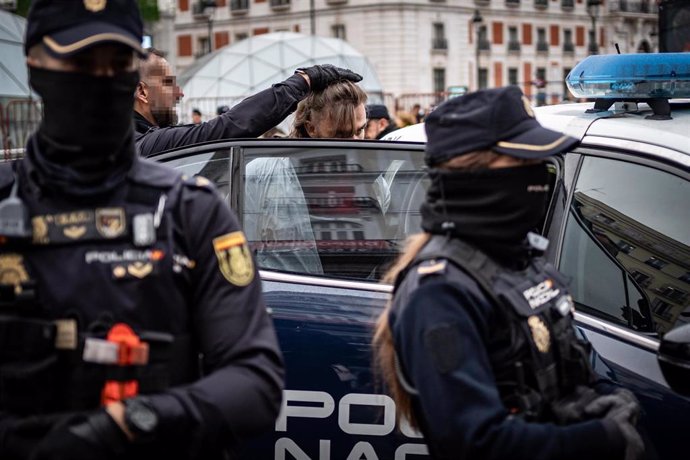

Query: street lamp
left=472, top=9, right=483, bottom=91
left=587, top=0, right=601, bottom=55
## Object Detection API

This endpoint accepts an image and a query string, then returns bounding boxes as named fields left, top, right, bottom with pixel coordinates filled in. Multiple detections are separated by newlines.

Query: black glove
left=295, top=64, right=363, bottom=92
left=585, top=390, right=645, bottom=460
left=30, top=410, right=128, bottom=460
left=551, top=385, right=600, bottom=424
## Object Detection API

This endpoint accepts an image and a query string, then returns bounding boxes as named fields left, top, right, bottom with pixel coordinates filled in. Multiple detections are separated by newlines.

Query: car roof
left=382, top=101, right=690, bottom=158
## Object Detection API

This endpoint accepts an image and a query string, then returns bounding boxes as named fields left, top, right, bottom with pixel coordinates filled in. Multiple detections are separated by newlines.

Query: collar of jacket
left=134, top=111, right=155, bottom=135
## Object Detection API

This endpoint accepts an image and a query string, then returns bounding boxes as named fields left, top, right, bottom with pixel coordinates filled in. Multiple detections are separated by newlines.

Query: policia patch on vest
left=213, top=231, right=254, bottom=286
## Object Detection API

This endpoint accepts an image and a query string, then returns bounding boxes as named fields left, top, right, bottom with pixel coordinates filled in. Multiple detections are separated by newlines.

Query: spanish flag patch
left=213, top=231, right=254, bottom=286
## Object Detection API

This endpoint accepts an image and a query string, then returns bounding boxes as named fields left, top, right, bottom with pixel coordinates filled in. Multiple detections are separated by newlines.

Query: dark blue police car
left=153, top=54, right=690, bottom=459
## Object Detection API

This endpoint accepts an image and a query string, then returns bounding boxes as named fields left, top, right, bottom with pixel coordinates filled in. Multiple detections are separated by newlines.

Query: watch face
left=128, top=402, right=158, bottom=433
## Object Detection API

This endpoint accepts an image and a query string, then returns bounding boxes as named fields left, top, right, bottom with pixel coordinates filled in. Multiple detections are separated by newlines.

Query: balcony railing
left=563, top=42, right=575, bottom=53
left=534, top=0, right=548, bottom=9
left=432, top=38, right=448, bottom=50
left=536, top=41, right=549, bottom=52
left=474, top=0, right=490, bottom=5
left=325, top=0, right=347, bottom=4
left=506, top=0, right=520, bottom=6
left=270, top=0, right=290, bottom=10
left=508, top=41, right=521, bottom=52
left=609, top=0, right=658, bottom=14
left=478, top=39, right=491, bottom=51
left=561, top=0, right=574, bottom=9
left=230, top=0, right=249, bottom=12
left=192, top=1, right=214, bottom=18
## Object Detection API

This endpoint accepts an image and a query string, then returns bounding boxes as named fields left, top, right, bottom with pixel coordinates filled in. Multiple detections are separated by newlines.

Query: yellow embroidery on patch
left=213, top=231, right=254, bottom=286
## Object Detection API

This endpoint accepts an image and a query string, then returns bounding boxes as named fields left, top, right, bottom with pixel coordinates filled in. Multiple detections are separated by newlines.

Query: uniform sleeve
left=393, top=279, right=625, bottom=460
left=146, top=183, right=284, bottom=454
left=137, top=75, right=309, bottom=157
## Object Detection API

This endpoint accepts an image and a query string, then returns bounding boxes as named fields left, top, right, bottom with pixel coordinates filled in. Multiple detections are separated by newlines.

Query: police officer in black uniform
left=133, top=46, right=362, bottom=158
left=0, top=1, right=282, bottom=459
left=374, top=87, right=647, bottom=460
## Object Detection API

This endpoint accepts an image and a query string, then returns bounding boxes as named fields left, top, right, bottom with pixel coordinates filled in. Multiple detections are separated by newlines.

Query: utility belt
left=0, top=315, right=195, bottom=415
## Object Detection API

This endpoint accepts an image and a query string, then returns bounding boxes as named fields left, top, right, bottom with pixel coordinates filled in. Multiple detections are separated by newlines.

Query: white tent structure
left=178, top=32, right=383, bottom=125
left=0, top=9, right=30, bottom=100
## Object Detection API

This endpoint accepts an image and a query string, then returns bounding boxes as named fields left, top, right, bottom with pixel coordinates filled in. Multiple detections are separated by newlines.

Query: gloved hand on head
left=295, top=65, right=363, bottom=92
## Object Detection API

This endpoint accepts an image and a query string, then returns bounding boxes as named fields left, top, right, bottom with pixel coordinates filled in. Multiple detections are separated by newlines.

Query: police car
left=153, top=53, right=690, bottom=459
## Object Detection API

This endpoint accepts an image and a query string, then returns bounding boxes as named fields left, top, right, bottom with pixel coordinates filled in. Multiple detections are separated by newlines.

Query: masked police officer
left=134, top=47, right=362, bottom=157
left=374, top=87, right=647, bottom=460
left=0, top=1, right=282, bottom=459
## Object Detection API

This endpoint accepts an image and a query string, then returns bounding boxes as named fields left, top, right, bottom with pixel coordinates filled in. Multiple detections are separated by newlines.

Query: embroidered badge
left=63, top=225, right=87, bottom=240
left=213, top=231, right=254, bottom=286
left=32, top=215, right=49, bottom=244
left=96, top=208, right=126, bottom=239
left=528, top=315, right=551, bottom=353
left=127, top=262, right=154, bottom=279
left=0, top=253, right=29, bottom=295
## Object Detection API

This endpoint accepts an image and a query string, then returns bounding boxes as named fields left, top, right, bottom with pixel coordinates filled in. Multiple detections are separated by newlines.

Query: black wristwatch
left=124, top=396, right=159, bottom=441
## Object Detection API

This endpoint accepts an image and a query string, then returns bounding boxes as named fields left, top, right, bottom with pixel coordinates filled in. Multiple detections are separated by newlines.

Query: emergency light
left=565, top=53, right=690, bottom=119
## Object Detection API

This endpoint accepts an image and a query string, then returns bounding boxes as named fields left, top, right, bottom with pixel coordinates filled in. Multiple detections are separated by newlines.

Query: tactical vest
left=397, top=235, right=595, bottom=422
left=0, top=160, right=197, bottom=415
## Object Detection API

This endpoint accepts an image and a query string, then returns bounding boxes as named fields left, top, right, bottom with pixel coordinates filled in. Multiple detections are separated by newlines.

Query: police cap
left=424, top=86, right=579, bottom=167
left=25, top=0, right=146, bottom=57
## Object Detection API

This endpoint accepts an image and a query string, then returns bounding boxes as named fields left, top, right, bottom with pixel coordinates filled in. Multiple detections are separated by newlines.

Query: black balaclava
left=420, top=163, right=551, bottom=267
left=27, top=67, right=140, bottom=196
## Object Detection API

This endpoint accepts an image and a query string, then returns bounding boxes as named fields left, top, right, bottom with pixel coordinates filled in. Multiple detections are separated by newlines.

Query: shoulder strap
left=414, top=235, right=504, bottom=308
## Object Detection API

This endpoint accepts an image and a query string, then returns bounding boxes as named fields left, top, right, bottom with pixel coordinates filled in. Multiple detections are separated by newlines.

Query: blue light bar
left=566, top=53, right=690, bottom=99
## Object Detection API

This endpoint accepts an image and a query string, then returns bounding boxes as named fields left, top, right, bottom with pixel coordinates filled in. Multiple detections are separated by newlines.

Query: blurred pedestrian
left=374, top=86, right=646, bottom=460
left=364, top=104, right=398, bottom=140
left=0, top=1, right=283, bottom=458
left=134, top=53, right=362, bottom=157
left=191, top=108, right=202, bottom=124
left=290, top=80, right=368, bottom=139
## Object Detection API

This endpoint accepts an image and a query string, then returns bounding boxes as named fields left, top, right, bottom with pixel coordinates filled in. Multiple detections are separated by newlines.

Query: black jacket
left=135, top=74, right=309, bottom=158
left=389, top=253, right=624, bottom=460
left=0, top=141, right=284, bottom=459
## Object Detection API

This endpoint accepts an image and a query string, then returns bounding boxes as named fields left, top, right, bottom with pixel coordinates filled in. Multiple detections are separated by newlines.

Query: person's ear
left=135, top=82, right=148, bottom=103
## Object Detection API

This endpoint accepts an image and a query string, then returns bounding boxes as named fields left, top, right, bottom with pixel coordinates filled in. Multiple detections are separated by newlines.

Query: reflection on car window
left=166, top=151, right=230, bottom=199
left=560, top=156, right=689, bottom=335
left=242, top=147, right=427, bottom=280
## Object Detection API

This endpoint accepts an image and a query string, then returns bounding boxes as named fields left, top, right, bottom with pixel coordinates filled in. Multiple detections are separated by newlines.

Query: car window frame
left=551, top=141, right=690, bottom=350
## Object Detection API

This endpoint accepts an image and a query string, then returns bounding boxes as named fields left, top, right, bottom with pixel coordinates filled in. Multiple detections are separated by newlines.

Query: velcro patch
left=424, top=323, right=462, bottom=374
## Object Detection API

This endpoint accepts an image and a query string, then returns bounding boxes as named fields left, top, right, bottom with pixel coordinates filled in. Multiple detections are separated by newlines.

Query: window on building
left=433, top=68, right=446, bottom=93
left=645, top=257, right=668, bottom=270
left=331, top=24, right=346, bottom=40
left=652, top=298, right=673, bottom=319
left=631, top=271, right=653, bottom=288
left=616, top=240, right=635, bottom=254
left=563, top=67, right=572, bottom=101
left=564, top=29, right=574, bottom=52
left=657, top=286, right=689, bottom=304
left=537, top=27, right=548, bottom=51
left=230, top=0, right=249, bottom=10
left=478, top=25, right=490, bottom=50
left=432, top=23, right=447, bottom=50
left=235, top=32, right=248, bottom=42
left=197, top=36, right=210, bottom=57
left=478, top=68, right=488, bottom=90
left=680, top=272, right=690, bottom=285
left=508, top=26, right=520, bottom=51
left=508, top=67, right=519, bottom=85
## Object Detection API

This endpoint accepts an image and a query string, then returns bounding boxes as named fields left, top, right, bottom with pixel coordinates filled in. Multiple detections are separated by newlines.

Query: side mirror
left=658, top=323, right=690, bottom=396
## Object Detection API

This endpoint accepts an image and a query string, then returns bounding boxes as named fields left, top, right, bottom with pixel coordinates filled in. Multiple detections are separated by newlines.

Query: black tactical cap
left=424, top=86, right=579, bottom=167
left=366, top=104, right=390, bottom=120
left=25, top=0, right=146, bottom=57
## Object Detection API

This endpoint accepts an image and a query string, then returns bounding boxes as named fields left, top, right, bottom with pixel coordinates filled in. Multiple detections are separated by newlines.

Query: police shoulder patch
left=183, top=174, right=214, bottom=191
left=213, top=231, right=254, bottom=286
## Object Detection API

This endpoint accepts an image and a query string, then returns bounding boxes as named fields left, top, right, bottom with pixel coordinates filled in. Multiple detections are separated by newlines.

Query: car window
left=560, top=156, right=690, bottom=336
left=241, top=146, right=428, bottom=280
left=165, top=151, right=231, bottom=198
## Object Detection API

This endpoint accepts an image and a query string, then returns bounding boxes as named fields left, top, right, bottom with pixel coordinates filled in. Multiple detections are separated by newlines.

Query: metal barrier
left=4, top=99, right=42, bottom=152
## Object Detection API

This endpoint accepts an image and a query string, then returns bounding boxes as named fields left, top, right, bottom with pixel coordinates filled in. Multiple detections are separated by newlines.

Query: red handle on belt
left=100, top=323, right=149, bottom=406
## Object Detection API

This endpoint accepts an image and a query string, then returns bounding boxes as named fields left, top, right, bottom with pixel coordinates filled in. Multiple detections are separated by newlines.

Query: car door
left=158, top=139, right=430, bottom=459
left=546, top=145, right=690, bottom=459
